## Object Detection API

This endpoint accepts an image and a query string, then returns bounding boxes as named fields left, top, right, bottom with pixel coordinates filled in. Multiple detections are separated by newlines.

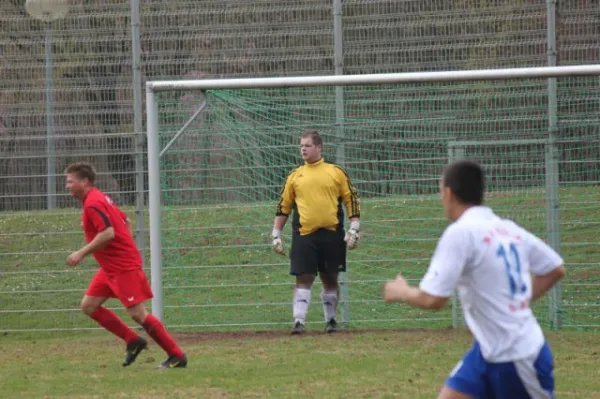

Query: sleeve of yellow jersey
left=336, top=166, right=360, bottom=219
left=276, top=169, right=296, bottom=216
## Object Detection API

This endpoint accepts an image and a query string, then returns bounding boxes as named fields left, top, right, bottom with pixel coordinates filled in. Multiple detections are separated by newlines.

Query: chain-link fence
left=1, top=0, right=599, bottom=332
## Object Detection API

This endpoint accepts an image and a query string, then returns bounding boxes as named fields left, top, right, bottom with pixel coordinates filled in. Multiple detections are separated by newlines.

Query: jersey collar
left=457, top=206, right=496, bottom=223
left=305, top=157, right=324, bottom=167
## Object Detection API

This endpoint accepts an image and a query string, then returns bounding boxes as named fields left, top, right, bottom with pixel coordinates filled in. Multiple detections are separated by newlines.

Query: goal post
left=146, top=65, right=600, bottom=330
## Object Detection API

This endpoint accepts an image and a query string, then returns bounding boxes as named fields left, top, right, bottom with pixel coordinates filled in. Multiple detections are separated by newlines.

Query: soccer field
left=1, top=186, right=599, bottom=397
left=0, top=329, right=599, bottom=398
left=3, top=0, right=600, bottom=396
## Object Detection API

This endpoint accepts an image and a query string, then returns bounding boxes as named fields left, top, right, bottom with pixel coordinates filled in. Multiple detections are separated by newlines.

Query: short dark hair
left=302, top=128, right=323, bottom=146
left=442, top=160, right=484, bottom=205
left=65, top=162, right=96, bottom=184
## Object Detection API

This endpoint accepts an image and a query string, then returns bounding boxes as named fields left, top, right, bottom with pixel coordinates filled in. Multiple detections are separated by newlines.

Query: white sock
left=321, top=290, right=338, bottom=321
left=293, top=288, right=311, bottom=324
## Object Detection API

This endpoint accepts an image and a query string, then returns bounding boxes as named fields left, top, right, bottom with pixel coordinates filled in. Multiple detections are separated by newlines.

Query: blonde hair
left=302, top=128, right=323, bottom=146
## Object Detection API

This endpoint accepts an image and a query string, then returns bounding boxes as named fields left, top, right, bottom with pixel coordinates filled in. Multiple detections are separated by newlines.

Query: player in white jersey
left=383, top=160, right=566, bottom=399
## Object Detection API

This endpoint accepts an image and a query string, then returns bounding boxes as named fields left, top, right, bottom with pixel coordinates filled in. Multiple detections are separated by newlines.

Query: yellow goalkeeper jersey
left=276, top=158, right=360, bottom=236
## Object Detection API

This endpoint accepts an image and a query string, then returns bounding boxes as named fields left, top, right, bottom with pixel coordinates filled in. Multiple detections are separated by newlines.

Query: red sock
left=142, top=314, right=184, bottom=357
left=91, top=307, right=139, bottom=344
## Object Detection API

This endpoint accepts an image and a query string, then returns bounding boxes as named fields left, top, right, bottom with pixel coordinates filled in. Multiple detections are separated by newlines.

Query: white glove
left=344, top=221, right=360, bottom=250
left=272, top=229, right=285, bottom=255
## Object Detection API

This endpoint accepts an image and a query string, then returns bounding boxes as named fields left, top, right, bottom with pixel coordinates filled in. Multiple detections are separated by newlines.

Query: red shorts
left=85, top=268, right=153, bottom=308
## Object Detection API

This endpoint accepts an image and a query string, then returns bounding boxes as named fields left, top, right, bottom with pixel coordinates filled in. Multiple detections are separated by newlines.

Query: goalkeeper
left=271, top=129, right=361, bottom=334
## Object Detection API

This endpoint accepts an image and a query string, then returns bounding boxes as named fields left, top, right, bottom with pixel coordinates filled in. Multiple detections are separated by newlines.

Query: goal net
left=146, top=66, right=600, bottom=331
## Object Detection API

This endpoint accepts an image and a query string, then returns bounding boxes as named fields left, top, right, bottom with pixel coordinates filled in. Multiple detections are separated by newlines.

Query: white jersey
left=419, top=206, right=563, bottom=363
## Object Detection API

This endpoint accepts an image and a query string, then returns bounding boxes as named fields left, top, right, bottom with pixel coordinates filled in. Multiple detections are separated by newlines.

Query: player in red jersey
left=65, top=162, right=187, bottom=369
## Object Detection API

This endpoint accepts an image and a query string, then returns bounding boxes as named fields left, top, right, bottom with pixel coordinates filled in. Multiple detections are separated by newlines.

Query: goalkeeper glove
left=272, top=229, right=285, bottom=256
left=344, top=221, right=360, bottom=250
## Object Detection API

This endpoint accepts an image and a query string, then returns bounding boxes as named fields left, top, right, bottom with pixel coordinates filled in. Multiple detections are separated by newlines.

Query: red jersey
left=82, top=187, right=142, bottom=276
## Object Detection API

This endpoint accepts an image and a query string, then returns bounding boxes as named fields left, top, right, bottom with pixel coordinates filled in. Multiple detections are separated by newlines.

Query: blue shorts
left=445, top=341, right=554, bottom=399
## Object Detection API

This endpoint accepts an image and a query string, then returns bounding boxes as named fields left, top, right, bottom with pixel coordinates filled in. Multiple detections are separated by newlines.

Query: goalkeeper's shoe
left=122, top=337, right=148, bottom=367
left=291, top=320, right=306, bottom=335
left=156, top=354, right=188, bottom=370
left=325, top=318, right=338, bottom=333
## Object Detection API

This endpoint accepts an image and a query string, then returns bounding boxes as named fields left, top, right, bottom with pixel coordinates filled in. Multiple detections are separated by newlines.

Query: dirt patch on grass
left=171, top=327, right=469, bottom=344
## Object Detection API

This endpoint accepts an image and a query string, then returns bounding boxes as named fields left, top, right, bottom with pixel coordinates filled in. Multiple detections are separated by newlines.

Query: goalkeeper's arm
left=273, top=215, right=287, bottom=232
left=271, top=215, right=288, bottom=255
left=272, top=170, right=295, bottom=255
left=344, top=217, right=360, bottom=250
left=334, top=166, right=361, bottom=249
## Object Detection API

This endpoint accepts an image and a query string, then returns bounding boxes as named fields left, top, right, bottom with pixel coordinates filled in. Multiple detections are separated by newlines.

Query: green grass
left=1, top=186, right=599, bottom=332
left=0, top=330, right=599, bottom=398
left=0, top=186, right=598, bottom=397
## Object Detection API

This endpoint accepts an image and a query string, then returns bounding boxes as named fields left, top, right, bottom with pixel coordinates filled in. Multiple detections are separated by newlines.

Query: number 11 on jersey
left=496, top=242, right=528, bottom=299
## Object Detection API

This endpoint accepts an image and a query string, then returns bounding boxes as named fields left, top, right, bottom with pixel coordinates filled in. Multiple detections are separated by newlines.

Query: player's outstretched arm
left=383, top=274, right=449, bottom=310
left=385, top=225, right=466, bottom=310
left=531, top=265, right=566, bottom=302
left=66, top=227, right=115, bottom=266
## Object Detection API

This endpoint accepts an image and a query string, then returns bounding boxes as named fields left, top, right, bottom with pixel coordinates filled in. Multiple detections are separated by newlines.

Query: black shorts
left=290, top=228, right=347, bottom=276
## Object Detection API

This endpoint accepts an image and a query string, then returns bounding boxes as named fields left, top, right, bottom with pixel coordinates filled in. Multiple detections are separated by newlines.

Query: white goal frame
left=146, top=64, right=600, bottom=325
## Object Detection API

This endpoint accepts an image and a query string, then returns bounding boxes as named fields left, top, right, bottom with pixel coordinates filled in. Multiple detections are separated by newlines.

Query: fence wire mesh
left=0, top=0, right=599, bottom=332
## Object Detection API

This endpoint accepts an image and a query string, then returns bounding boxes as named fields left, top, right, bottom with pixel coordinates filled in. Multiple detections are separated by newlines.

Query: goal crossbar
left=146, top=65, right=600, bottom=92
